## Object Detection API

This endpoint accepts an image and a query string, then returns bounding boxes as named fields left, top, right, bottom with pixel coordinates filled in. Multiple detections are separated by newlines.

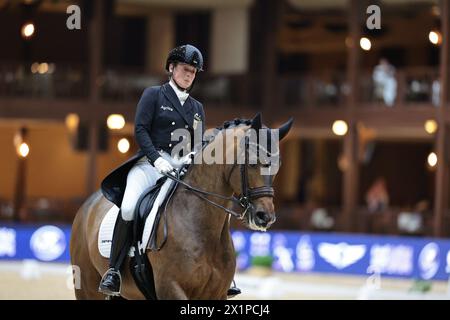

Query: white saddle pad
left=98, top=177, right=175, bottom=258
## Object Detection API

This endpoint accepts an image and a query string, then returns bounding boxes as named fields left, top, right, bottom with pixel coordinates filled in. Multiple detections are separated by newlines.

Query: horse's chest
left=194, top=265, right=230, bottom=298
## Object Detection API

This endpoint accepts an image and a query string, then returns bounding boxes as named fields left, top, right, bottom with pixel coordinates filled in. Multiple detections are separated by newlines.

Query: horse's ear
left=251, top=112, right=262, bottom=131
left=277, top=117, right=294, bottom=141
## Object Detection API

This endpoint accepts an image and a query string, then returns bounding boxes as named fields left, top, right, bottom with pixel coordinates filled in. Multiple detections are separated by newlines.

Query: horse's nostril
left=256, top=211, right=269, bottom=223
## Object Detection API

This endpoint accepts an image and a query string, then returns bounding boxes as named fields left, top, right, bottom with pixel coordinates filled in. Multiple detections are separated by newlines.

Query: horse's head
left=226, top=113, right=293, bottom=231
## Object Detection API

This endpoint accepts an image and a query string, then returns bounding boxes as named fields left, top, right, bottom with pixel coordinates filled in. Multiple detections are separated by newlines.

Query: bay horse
left=70, top=114, right=293, bottom=299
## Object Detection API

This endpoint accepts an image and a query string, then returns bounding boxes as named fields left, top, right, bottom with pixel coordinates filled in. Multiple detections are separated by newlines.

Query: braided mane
left=217, top=118, right=252, bottom=130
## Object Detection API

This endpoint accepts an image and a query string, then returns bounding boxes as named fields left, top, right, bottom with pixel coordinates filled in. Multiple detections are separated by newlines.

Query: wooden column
left=146, top=11, right=174, bottom=74
left=341, top=0, right=362, bottom=232
left=86, top=121, right=99, bottom=195
left=86, top=0, right=105, bottom=195
left=346, top=0, right=362, bottom=109
left=342, top=123, right=359, bottom=231
left=12, top=127, right=28, bottom=222
left=434, top=0, right=450, bottom=237
left=261, top=0, right=282, bottom=124
left=89, top=0, right=104, bottom=104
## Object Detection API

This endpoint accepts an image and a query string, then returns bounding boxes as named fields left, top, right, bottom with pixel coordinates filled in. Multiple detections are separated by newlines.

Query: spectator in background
left=373, top=58, right=397, bottom=107
left=432, top=79, right=440, bottom=107
left=365, top=177, right=389, bottom=214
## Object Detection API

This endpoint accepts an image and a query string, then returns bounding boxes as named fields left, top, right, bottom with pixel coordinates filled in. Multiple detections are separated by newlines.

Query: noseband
left=162, top=136, right=274, bottom=220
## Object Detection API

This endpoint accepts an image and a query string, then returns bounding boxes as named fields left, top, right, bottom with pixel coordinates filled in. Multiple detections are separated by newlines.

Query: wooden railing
left=278, top=67, right=440, bottom=109
left=0, top=63, right=442, bottom=109
left=0, top=61, right=89, bottom=99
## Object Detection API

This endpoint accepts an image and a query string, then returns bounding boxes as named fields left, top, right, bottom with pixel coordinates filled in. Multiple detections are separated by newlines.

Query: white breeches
left=120, top=151, right=185, bottom=221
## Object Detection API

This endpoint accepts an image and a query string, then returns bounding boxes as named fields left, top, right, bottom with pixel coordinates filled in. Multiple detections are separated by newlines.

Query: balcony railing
left=0, top=62, right=441, bottom=109
left=100, top=70, right=265, bottom=109
left=278, top=67, right=440, bottom=109
left=278, top=72, right=348, bottom=109
left=0, top=62, right=89, bottom=99
left=360, top=67, right=440, bottom=108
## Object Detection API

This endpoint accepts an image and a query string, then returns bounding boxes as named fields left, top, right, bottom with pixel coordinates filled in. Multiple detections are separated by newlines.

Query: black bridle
left=162, top=136, right=275, bottom=220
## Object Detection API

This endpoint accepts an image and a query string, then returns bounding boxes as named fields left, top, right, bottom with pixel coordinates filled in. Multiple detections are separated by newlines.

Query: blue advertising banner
left=232, top=231, right=450, bottom=280
left=0, top=224, right=71, bottom=263
left=1, top=223, right=450, bottom=280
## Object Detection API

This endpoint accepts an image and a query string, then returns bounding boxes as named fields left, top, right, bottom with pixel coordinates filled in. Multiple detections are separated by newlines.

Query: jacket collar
left=162, top=82, right=192, bottom=128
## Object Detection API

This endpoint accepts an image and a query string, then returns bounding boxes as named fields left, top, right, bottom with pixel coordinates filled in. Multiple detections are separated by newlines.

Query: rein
left=161, top=136, right=274, bottom=220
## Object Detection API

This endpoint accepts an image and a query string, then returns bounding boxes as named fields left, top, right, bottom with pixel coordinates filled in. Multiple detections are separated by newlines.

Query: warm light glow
left=21, top=23, right=35, bottom=38
left=18, top=142, right=30, bottom=158
left=31, top=62, right=39, bottom=74
left=424, top=120, right=438, bottom=134
left=332, top=120, right=348, bottom=136
left=107, top=114, right=125, bottom=130
left=431, top=5, right=440, bottom=17
left=117, top=138, right=130, bottom=154
left=429, top=31, right=442, bottom=45
left=360, top=37, right=372, bottom=51
left=428, top=152, right=437, bottom=167
left=38, top=63, right=49, bottom=74
left=65, top=113, right=79, bottom=131
left=13, top=133, right=22, bottom=148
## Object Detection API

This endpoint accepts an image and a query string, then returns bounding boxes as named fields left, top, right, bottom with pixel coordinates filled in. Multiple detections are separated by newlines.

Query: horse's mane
left=218, top=118, right=253, bottom=130
left=203, top=118, right=269, bottom=147
left=202, top=118, right=255, bottom=146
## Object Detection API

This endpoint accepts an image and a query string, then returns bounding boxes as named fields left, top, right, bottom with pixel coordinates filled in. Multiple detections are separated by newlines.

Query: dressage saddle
left=127, top=172, right=241, bottom=300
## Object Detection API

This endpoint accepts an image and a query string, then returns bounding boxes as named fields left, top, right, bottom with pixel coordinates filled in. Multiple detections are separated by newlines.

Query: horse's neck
left=185, top=161, right=232, bottom=199
left=180, top=162, right=233, bottom=237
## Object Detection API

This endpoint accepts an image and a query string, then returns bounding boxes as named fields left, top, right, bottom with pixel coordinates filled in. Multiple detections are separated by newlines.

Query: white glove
left=154, top=157, right=174, bottom=174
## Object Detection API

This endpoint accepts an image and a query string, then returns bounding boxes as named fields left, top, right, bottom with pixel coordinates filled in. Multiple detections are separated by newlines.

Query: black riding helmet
left=165, top=44, right=204, bottom=72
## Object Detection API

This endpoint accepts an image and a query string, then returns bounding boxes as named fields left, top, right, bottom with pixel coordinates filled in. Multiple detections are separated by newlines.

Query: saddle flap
left=97, top=175, right=178, bottom=258
left=133, top=177, right=167, bottom=243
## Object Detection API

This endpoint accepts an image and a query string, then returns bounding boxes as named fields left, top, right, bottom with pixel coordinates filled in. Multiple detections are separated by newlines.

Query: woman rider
left=98, top=44, right=240, bottom=298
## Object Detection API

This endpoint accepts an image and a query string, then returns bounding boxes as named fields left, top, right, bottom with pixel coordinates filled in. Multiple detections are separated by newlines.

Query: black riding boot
left=98, top=213, right=132, bottom=296
left=227, top=280, right=241, bottom=299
